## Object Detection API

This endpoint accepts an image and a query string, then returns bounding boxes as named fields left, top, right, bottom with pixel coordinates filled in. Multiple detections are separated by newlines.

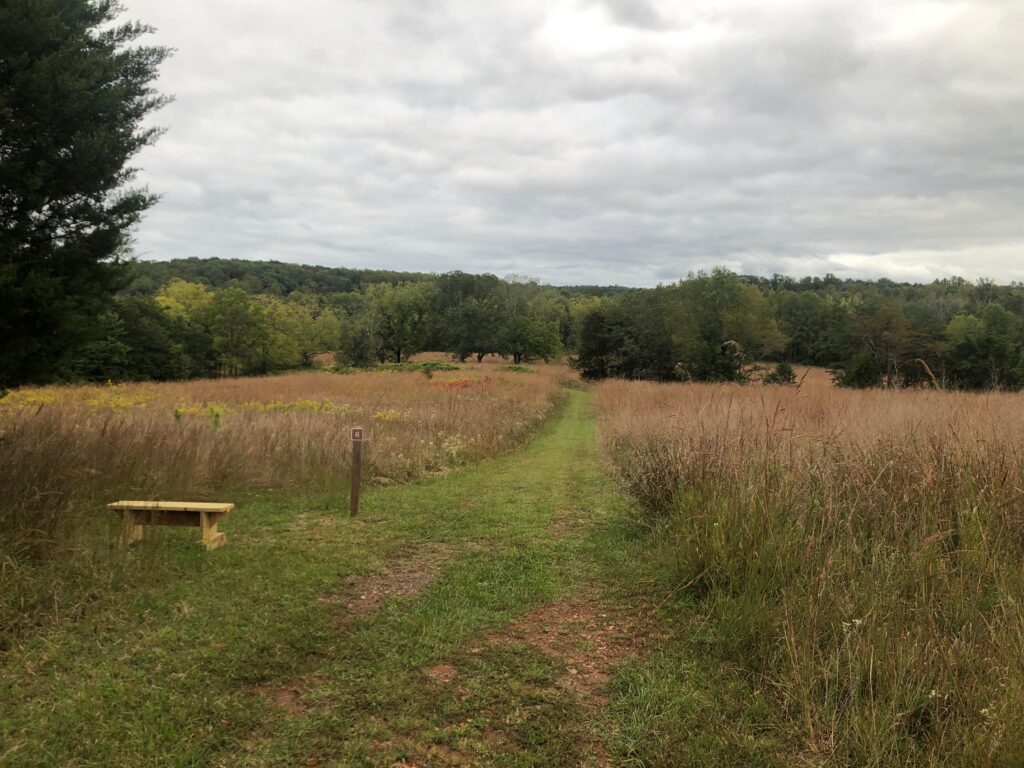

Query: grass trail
left=0, top=390, right=785, bottom=767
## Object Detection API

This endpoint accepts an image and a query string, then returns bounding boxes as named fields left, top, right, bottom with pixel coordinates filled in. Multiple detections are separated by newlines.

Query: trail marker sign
left=350, top=426, right=365, bottom=517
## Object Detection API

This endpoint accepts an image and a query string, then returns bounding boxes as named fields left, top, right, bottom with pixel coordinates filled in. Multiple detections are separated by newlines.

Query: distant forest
left=22, top=257, right=1024, bottom=391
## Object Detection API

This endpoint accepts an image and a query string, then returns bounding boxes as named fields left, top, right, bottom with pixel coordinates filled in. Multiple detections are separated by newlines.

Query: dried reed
left=596, top=374, right=1024, bottom=766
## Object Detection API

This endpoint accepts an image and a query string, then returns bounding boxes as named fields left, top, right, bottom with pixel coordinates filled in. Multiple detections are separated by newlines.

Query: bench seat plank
left=108, top=500, right=233, bottom=550
left=108, top=500, right=234, bottom=513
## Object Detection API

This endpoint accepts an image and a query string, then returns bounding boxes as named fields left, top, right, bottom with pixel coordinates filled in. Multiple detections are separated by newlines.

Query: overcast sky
left=127, top=0, right=1024, bottom=287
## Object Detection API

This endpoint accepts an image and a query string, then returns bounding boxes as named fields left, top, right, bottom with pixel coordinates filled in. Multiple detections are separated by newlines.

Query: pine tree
left=0, top=0, right=170, bottom=387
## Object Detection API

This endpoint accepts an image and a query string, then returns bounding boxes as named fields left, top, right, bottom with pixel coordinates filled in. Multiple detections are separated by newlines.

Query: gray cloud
left=128, top=0, right=1024, bottom=286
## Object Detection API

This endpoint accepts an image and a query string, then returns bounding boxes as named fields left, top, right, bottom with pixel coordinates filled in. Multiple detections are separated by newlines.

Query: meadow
left=1, top=375, right=711, bottom=768
left=6, top=359, right=1024, bottom=766
left=596, top=372, right=1024, bottom=766
left=0, top=363, right=567, bottom=644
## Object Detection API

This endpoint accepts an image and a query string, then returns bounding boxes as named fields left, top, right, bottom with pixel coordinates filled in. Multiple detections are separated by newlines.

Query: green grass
left=0, top=390, right=790, bottom=767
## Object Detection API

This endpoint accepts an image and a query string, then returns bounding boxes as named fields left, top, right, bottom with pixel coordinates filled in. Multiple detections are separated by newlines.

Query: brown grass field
left=0, top=363, right=569, bottom=636
left=595, top=372, right=1024, bottom=765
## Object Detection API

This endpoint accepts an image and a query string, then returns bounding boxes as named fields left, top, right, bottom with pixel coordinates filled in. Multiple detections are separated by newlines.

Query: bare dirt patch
left=321, top=542, right=453, bottom=620
left=548, top=512, right=588, bottom=537
left=498, top=598, right=648, bottom=708
left=423, top=663, right=460, bottom=685
left=373, top=727, right=473, bottom=768
left=252, top=675, right=326, bottom=716
left=482, top=596, right=651, bottom=767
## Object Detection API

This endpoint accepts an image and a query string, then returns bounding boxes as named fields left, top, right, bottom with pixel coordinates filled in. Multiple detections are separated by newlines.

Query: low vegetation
left=0, top=364, right=567, bottom=644
left=596, top=374, right=1024, bottom=765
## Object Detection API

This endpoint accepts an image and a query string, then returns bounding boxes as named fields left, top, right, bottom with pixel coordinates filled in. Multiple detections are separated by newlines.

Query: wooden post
left=350, top=426, right=364, bottom=517
left=122, top=509, right=143, bottom=545
left=199, top=510, right=226, bottom=550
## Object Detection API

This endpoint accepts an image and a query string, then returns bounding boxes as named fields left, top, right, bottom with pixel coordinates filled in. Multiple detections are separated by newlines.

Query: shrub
left=763, top=361, right=797, bottom=385
left=833, top=350, right=883, bottom=388
left=377, top=361, right=460, bottom=373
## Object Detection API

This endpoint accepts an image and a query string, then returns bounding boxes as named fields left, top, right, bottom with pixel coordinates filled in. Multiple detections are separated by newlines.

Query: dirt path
left=242, top=388, right=657, bottom=767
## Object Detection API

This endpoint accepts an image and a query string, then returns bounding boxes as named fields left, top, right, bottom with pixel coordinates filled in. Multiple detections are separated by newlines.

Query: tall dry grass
left=0, top=366, right=567, bottom=641
left=596, top=375, right=1024, bottom=767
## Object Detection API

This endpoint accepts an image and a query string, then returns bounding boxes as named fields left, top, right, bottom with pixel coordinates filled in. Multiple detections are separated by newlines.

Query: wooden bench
left=108, top=501, right=234, bottom=550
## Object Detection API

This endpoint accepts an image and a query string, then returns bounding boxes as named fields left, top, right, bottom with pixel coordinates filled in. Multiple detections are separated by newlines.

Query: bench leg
left=200, top=511, right=227, bottom=551
left=121, top=510, right=143, bottom=545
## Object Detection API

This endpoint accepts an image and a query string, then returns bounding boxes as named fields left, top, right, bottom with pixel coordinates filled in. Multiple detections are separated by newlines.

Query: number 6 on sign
left=350, top=427, right=364, bottom=517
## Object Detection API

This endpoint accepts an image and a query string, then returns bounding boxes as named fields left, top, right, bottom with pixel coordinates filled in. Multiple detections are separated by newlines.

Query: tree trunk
left=476, top=352, right=485, bottom=363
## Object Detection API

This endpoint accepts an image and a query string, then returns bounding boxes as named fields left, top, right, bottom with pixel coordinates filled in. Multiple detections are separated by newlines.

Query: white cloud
left=126, top=0, right=1024, bottom=286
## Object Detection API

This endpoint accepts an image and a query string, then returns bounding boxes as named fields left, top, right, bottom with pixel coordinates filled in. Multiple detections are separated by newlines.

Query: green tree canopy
left=669, top=269, right=786, bottom=381
left=0, top=0, right=171, bottom=388
left=365, top=282, right=439, bottom=363
left=496, top=317, right=561, bottom=365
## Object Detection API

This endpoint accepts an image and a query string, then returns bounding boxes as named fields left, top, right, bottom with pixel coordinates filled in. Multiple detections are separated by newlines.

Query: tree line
left=17, top=259, right=1024, bottom=392
left=46, top=269, right=575, bottom=382
left=574, top=268, right=1024, bottom=390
